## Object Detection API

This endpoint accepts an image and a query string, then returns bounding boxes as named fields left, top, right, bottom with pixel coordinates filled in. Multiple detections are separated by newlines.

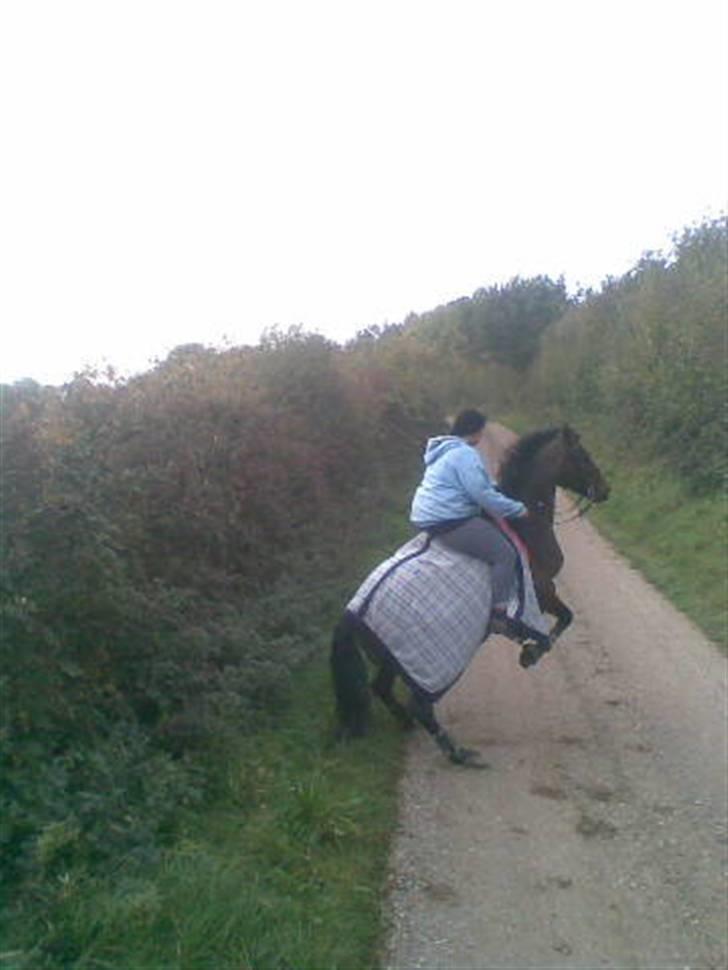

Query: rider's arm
left=456, top=450, right=527, bottom=519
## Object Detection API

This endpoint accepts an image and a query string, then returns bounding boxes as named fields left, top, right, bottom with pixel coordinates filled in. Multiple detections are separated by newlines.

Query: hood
left=423, top=435, right=467, bottom=466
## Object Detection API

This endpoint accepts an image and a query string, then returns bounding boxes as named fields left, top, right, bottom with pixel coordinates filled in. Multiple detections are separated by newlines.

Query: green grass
left=2, top=493, right=417, bottom=969
left=5, top=669, right=405, bottom=969
left=13, top=663, right=404, bottom=970
left=589, top=461, right=727, bottom=649
left=501, top=413, right=727, bottom=651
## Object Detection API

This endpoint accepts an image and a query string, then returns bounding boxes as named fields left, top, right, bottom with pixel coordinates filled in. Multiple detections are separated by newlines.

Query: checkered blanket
left=346, top=531, right=549, bottom=696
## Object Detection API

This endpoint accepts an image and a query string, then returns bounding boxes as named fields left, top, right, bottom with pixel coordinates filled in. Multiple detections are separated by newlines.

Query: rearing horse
left=331, top=425, right=609, bottom=765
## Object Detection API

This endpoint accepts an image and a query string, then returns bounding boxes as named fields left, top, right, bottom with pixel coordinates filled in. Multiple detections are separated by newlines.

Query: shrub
left=0, top=324, right=439, bottom=908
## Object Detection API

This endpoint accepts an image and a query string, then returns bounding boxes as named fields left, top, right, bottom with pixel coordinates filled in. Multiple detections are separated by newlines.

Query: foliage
left=1, top=485, right=413, bottom=968
left=408, top=274, right=570, bottom=371
left=528, top=217, right=727, bottom=491
left=0, top=326, right=441, bottom=946
left=2, top=653, right=407, bottom=969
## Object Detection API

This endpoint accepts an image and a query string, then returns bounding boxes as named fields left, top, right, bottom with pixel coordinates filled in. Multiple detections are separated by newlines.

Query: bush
left=0, top=325, right=440, bottom=912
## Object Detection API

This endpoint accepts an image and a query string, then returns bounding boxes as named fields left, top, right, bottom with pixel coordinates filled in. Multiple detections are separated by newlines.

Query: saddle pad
left=346, top=531, right=549, bottom=696
left=346, top=534, right=492, bottom=695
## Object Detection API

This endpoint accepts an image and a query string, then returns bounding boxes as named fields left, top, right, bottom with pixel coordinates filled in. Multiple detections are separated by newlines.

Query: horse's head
left=554, top=425, right=610, bottom=503
left=499, top=425, right=610, bottom=506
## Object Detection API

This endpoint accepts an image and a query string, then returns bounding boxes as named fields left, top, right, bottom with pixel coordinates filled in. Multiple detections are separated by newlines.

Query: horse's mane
left=498, top=427, right=561, bottom=494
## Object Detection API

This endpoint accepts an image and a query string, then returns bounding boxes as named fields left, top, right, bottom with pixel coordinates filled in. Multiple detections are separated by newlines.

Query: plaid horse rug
left=346, top=531, right=549, bottom=697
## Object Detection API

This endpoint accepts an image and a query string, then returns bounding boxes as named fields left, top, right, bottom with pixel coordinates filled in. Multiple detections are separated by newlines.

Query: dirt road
left=383, top=424, right=727, bottom=970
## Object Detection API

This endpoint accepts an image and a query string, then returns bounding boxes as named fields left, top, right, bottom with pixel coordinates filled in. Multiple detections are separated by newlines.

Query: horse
left=330, top=424, right=610, bottom=765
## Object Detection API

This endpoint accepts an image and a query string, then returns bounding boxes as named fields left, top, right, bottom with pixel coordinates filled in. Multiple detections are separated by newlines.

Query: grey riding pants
left=435, top=517, right=518, bottom=607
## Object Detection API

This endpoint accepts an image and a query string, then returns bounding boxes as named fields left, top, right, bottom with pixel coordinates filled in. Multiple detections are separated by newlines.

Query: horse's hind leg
left=371, top=663, right=415, bottom=729
left=407, top=690, right=487, bottom=767
left=330, top=614, right=371, bottom=739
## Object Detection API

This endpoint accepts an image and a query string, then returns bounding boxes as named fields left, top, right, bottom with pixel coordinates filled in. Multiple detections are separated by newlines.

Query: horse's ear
left=561, top=424, right=580, bottom=447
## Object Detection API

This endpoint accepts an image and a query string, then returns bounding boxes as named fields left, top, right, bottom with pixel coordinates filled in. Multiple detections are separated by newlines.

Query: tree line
left=405, top=215, right=726, bottom=492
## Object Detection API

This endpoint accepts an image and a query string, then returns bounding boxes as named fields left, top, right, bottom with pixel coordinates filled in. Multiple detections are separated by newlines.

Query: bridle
left=533, top=487, right=598, bottom=527
left=501, top=430, right=606, bottom=529
left=550, top=444, right=602, bottom=525
left=553, top=493, right=595, bottom=526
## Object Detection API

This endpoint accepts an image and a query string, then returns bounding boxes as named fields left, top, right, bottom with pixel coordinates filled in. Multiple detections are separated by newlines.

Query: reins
left=532, top=493, right=595, bottom=527
left=553, top=495, right=594, bottom=526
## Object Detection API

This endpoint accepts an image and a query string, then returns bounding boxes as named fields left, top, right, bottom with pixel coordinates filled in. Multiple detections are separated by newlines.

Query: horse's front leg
left=519, top=577, right=573, bottom=668
left=407, top=690, right=488, bottom=768
left=537, top=578, right=573, bottom=645
left=527, top=528, right=570, bottom=646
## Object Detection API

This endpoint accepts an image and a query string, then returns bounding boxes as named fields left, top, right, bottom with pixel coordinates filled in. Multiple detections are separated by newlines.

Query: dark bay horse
left=331, top=425, right=609, bottom=765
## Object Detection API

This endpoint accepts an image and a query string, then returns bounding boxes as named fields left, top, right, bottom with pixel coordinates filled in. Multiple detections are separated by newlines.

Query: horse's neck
left=521, top=480, right=557, bottom=521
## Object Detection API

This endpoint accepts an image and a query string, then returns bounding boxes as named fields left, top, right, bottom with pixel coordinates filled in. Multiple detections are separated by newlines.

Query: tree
left=465, top=276, right=570, bottom=370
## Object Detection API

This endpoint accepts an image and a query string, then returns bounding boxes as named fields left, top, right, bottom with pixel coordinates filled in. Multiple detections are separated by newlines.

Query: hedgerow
left=0, top=326, right=446, bottom=930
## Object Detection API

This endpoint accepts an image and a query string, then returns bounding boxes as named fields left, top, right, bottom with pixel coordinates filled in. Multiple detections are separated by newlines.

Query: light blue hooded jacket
left=410, top=436, right=526, bottom=527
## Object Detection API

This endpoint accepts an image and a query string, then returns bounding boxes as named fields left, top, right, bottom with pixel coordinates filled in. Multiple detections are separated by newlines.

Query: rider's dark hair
left=450, top=409, right=487, bottom=437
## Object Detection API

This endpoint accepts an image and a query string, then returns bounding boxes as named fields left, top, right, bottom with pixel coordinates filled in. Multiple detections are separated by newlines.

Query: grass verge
left=12, top=661, right=405, bottom=970
left=2, top=497, right=416, bottom=969
left=589, top=461, right=726, bottom=649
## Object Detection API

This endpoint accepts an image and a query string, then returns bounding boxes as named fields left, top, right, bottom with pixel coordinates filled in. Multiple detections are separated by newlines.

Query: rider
left=410, top=408, right=528, bottom=620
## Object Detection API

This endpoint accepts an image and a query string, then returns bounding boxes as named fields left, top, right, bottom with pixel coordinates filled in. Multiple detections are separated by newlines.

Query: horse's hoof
left=519, top=641, right=548, bottom=668
left=450, top=746, right=490, bottom=769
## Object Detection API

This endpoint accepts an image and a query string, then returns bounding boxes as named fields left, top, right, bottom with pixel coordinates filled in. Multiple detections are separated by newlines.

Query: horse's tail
left=330, top=611, right=371, bottom=739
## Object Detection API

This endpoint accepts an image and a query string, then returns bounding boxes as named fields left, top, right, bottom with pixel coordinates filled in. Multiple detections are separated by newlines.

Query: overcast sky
left=2, top=0, right=726, bottom=385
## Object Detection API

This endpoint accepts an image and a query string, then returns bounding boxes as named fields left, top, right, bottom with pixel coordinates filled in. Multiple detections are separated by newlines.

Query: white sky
left=2, top=0, right=727, bottom=385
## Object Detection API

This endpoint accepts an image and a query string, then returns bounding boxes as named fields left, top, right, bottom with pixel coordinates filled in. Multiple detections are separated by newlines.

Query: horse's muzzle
left=588, top=482, right=610, bottom=503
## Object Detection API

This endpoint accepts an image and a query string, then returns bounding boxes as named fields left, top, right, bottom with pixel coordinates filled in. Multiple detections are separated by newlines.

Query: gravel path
left=383, top=424, right=727, bottom=970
